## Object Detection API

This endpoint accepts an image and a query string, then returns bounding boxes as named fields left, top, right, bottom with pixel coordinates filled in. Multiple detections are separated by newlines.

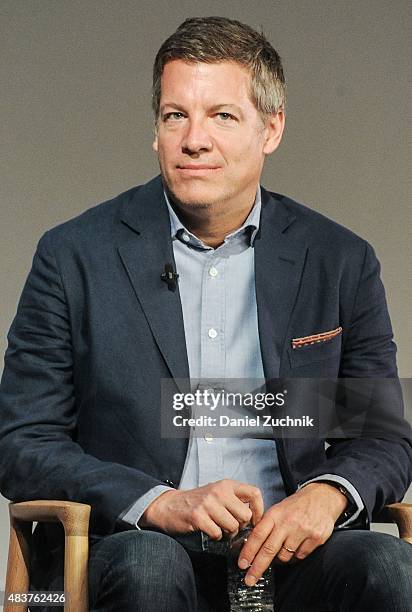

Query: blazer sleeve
left=301, top=241, right=412, bottom=525
left=0, top=232, right=165, bottom=536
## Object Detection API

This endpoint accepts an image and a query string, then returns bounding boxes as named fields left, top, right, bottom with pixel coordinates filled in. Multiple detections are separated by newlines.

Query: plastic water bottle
left=226, top=561, right=275, bottom=611
left=202, top=526, right=275, bottom=611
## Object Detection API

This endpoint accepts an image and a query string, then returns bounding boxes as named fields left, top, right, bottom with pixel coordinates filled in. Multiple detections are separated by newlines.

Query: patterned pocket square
left=292, top=326, right=342, bottom=349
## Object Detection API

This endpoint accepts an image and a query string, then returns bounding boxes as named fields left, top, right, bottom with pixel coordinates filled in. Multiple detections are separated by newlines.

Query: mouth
left=176, top=165, right=221, bottom=176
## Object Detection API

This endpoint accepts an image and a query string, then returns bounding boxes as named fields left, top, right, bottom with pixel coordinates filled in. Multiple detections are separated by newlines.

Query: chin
left=167, top=180, right=223, bottom=209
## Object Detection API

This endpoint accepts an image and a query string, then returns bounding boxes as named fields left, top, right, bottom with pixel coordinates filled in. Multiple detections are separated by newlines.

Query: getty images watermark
left=171, top=387, right=314, bottom=428
left=160, top=378, right=412, bottom=439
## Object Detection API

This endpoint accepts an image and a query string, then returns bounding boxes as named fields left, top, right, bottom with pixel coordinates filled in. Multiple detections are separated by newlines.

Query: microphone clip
left=161, top=263, right=179, bottom=292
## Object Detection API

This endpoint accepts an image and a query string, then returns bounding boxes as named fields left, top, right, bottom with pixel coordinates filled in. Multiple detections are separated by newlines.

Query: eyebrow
left=208, top=104, right=243, bottom=116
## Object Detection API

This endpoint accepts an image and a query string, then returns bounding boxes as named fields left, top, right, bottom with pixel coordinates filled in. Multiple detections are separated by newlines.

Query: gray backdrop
left=1, top=0, right=411, bottom=587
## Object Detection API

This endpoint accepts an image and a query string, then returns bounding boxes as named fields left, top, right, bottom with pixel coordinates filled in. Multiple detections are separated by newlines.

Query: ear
left=262, top=110, right=285, bottom=155
left=152, top=130, right=159, bottom=153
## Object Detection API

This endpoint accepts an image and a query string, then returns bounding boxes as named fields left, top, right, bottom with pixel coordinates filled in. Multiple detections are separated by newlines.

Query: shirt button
left=208, top=328, right=218, bottom=339
left=209, top=266, right=218, bottom=277
left=204, top=434, right=214, bottom=443
left=182, top=232, right=190, bottom=242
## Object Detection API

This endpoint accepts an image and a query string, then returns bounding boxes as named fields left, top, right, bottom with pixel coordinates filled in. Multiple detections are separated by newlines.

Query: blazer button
left=164, top=479, right=176, bottom=488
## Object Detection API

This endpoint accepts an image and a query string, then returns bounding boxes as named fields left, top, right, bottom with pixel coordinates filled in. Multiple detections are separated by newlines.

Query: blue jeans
left=87, top=528, right=412, bottom=611
left=88, top=530, right=228, bottom=611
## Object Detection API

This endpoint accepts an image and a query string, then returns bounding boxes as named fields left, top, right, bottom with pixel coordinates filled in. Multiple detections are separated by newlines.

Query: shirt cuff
left=298, top=473, right=365, bottom=528
left=121, top=485, right=174, bottom=529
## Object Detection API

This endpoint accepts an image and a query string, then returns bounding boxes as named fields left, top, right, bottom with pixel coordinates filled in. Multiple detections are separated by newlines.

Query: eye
left=163, top=112, right=186, bottom=122
left=217, top=112, right=236, bottom=121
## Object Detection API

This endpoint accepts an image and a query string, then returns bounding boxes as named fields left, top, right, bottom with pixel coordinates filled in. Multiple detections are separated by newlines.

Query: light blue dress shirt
left=122, top=187, right=364, bottom=528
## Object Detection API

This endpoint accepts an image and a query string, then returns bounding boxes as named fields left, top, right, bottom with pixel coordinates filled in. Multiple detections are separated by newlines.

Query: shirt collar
left=163, top=187, right=261, bottom=250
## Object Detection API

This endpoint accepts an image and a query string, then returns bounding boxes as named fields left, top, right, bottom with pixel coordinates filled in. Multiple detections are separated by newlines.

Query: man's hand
left=139, top=479, right=264, bottom=540
left=238, top=482, right=348, bottom=586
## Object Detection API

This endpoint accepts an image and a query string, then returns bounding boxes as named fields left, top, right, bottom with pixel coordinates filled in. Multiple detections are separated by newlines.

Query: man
left=0, top=16, right=411, bottom=612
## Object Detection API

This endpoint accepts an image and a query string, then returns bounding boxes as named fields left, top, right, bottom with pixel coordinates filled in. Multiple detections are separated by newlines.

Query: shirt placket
left=197, top=251, right=226, bottom=485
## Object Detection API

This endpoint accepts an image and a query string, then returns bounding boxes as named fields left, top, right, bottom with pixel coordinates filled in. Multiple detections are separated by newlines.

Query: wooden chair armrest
left=9, top=500, right=91, bottom=536
left=374, top=502, right=412, bottom=543
left=5, top=500, right=91, bottom=612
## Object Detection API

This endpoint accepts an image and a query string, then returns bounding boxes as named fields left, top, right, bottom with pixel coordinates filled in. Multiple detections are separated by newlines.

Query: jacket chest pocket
left=288, top=334, right=342, bottom=368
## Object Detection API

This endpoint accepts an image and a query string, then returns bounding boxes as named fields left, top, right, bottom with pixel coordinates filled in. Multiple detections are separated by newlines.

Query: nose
left=181, top=117, right=213, bottom=155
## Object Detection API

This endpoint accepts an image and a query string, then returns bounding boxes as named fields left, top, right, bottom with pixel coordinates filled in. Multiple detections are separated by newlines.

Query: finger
left=237, top=513, right=276, bottom=569
left=294, top=535, right=326, bottom=560
left=209, top=505, right=242, bottom=537
left=199, top=483, right=249, bottom=534
left=191, top=508, right=223, bottom=540
left=225, top=498, right=253, bottom=527
left=275, top=540, right=300, bottom=564
left=199, top=519, right=223, bottom=541
left=244, top=531, right=285, bottom=586
left=233, top=483, right=264, bottom=525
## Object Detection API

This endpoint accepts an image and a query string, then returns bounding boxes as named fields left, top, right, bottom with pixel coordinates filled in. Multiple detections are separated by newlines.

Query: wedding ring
left=281, top=545, right=296, bottom=553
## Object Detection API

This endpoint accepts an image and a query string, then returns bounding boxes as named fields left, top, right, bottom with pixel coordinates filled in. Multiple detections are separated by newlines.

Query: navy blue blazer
left=0, top=175, right=411, bottom=556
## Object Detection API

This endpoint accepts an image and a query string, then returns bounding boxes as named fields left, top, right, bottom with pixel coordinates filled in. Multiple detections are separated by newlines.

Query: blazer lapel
left=117, top=176, right=190, bottom=389
left=255, top=189, right=309, bottom=494
left=255, top=188, right=308, bottom=380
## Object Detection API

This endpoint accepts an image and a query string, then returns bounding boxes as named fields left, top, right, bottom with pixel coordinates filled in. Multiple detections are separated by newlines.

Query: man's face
left=153, top=60, right=284, bottom=211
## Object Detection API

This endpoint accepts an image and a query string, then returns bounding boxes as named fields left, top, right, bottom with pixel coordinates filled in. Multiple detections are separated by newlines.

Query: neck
left=167, top=189, right=258, bottom=248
